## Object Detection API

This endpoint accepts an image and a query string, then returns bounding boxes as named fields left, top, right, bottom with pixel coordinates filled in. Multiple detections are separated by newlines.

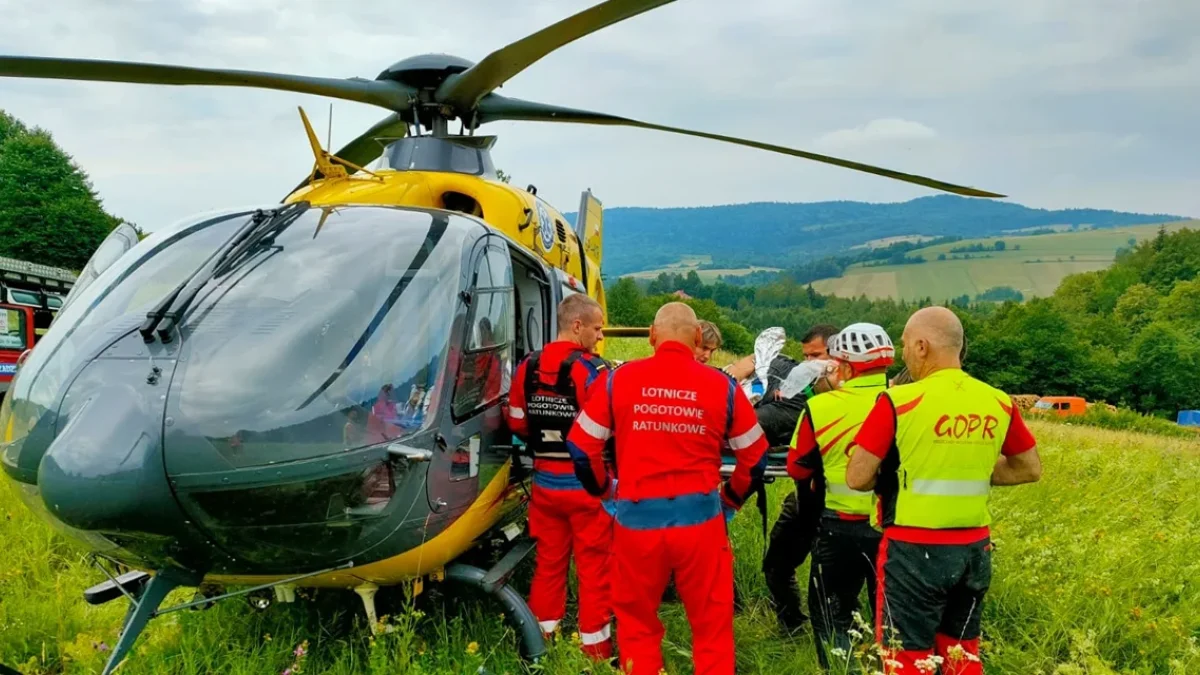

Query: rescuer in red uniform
left=504, top=293, right=613, bottom=659
left=567, top=302, right=769, bottom=675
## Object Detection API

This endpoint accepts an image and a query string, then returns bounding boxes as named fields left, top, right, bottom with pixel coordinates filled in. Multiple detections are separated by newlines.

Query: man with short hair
left=801, top=324, right=838, bottom=360
left=505, top=293, right=613, bottom=660
left=567, top=302, right=769, bottom=675
left=761, top=323, right=839, bottom=633
left=787, top=323, right=894, bottom=669
left=848, top=307, right=1042, bottom=674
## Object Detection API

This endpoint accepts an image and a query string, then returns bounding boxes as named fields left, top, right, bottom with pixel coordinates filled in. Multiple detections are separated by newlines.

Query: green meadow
left=3, top=339, right=1199, bottom=674
left=811, top=220, right=1198, bottom=301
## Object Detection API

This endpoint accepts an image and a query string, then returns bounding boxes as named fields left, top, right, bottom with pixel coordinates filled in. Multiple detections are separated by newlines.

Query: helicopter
left=0, top=1, right=1005, bottom=672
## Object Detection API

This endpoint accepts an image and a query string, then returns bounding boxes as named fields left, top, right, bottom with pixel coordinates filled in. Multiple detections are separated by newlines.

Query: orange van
left=1030, top=396, right=1087, bottom=417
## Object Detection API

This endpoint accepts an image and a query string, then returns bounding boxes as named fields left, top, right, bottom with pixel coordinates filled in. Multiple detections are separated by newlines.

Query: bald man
left=846, top=307, right=1042, bottom=675
left=567, top=302, right=769, bottom=675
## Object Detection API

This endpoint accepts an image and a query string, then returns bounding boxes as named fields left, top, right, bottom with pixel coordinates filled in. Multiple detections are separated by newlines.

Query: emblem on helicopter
left=535, top=200, right=555, bottom=253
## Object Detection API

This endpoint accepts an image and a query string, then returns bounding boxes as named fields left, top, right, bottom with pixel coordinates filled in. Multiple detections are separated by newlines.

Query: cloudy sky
left=1, top=0, right=1197, bottom=231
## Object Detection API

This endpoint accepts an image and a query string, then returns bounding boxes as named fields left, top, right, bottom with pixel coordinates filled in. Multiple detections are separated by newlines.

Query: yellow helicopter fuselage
left=287, top=167, right=606, bottom=338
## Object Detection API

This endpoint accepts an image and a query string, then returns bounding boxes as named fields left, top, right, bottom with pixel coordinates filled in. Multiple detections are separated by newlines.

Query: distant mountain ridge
left=565, top=195, right=1187, bottom=276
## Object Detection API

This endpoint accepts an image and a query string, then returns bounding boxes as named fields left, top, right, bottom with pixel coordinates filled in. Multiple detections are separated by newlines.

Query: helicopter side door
left=429, top=236, right=517, bottom=512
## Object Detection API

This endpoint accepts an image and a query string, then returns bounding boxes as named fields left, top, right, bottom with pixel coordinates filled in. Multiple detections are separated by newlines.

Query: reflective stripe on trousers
left=581, top=623, right=612, bottom=645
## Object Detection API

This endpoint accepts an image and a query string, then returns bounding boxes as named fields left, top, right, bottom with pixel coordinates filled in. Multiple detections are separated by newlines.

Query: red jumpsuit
left=567, top=340, right=769, bottom=675
left=505, top=341, right=613, bottom=659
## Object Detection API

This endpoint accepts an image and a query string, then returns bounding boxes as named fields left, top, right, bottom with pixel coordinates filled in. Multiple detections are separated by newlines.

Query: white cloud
left=815, top=119, right=939, bottom=150
left=0, top=0, right=1196, bottom=229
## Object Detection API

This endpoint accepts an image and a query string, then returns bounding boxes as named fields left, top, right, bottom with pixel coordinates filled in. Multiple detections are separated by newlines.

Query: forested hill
left=570, top=195, right=1184, bottom=276
left=606, top=225, right=1200, bottom=419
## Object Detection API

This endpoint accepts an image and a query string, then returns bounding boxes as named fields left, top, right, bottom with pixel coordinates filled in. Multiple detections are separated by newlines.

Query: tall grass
left=2, top=342, right=1198, bottom=673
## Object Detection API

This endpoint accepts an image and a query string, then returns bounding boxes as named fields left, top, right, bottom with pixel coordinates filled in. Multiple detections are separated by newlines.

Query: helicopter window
left=510, top=259, right=548, bottom=356
left=452, top=242, right=515, bottom=419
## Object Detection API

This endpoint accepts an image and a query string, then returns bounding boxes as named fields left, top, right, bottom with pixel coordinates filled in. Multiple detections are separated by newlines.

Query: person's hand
left=601, top=479, right=619, bottom=518
left=811, top=360, right=841, bottom=394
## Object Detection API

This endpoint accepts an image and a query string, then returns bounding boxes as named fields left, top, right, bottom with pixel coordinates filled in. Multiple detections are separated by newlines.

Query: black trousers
left=877, top=536, right=992, bottom=653
left=808, top=517, right=881, bottom=670
left=761, top=490, right=820, bottom=630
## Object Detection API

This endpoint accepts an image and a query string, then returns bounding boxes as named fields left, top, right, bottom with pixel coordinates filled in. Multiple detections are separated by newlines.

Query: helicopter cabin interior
left=510, top=241, right=552, bottom=361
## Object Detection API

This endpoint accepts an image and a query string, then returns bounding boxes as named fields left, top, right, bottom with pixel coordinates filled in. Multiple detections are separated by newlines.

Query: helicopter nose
left=38, top=382, right=181, bottom=535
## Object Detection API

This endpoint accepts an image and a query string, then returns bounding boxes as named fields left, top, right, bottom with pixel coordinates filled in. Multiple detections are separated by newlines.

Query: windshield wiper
left=139, top=201, right=311, bottom=343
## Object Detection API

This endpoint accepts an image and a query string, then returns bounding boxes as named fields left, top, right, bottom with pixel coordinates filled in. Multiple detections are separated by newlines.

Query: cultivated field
left=623, top=255, right=781, bottom=282
left=3, top=339, right=1198, bottom=673
left=848, top=234, right=937, bottom=250
left=812, top=220, right=1197, bottom=301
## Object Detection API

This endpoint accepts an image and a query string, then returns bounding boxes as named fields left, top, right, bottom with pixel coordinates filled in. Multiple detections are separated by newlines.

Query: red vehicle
left=0, top=255, right=77, bottom=399
left=0, top=303, right=35, bottom=397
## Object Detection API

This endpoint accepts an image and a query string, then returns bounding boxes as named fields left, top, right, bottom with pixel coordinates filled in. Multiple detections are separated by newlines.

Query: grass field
left=3, top=338, right=1200, bottom=674
left=624, top=255, right=781, bottom=282
left=812, top=220, right=1198, bottom=301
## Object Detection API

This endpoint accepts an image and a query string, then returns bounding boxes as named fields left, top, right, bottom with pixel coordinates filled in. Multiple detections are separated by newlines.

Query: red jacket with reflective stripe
left=505, top=340, right=607, bottom=475
left=567, top=340, right=769, bottom=507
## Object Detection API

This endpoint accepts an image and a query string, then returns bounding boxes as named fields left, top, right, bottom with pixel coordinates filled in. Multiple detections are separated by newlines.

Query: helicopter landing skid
left=82, top=555, right=355, bottom=675
left=444, top=561, right=546, bottom=663
left=98, top=567, right=198, bottom=675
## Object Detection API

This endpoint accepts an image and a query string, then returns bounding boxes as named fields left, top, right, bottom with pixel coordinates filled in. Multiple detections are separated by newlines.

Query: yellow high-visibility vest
left=881, top=369, right=1012, bottom=529
left=805, top=372, right=887, bottom=517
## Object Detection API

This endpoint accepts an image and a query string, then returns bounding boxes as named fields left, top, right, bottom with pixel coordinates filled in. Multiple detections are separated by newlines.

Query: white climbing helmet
left=828, top=322, right=895, bottom=371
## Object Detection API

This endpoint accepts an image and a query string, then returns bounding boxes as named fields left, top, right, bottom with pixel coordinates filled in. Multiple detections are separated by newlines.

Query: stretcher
left=720, top=448, right=790, bottom=483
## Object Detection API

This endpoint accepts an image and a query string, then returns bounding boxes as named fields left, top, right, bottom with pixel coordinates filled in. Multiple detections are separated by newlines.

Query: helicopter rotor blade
left=435, top=0, right=676, bottom=112
left=477, top=96, right=1005, bottom=198
left=289, top=112, right=410, bottom=193
left=0, top=55, right=416, bottom=111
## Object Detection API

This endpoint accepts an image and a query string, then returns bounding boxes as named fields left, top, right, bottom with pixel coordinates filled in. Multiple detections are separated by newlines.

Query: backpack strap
left=555, top=350, right=584, bottom=396
left=604, top=363, right=620, bottom=480
left=523, top=351, right=542, bottom=396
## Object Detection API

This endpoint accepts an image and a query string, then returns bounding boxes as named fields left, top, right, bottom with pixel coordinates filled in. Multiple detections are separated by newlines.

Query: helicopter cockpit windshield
left=1, top=204, right=482, bottom=489
left=165, top=206, right=477, bottom=469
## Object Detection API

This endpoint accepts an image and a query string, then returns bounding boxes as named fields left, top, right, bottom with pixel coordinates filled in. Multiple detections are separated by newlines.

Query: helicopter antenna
left=327, top=102, right=333, bottom=149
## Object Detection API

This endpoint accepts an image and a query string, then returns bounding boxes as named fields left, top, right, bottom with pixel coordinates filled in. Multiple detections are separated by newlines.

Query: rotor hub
left=376, top=53, right=475, bottom=91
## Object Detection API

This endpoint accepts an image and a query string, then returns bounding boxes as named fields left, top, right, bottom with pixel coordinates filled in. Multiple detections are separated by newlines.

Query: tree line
left=608, top=225, right=1200, bottom=418
left=0, top=109, right=130, bottom=271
